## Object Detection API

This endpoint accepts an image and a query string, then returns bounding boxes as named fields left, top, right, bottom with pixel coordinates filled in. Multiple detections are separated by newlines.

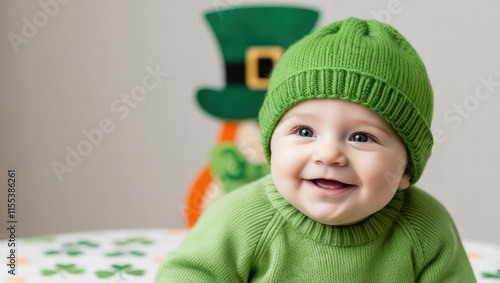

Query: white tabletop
left=1, top=228, right=498, bottom=282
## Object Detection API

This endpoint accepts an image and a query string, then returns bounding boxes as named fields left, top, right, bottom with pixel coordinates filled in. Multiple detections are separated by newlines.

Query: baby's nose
left=312, top=138, right=348, bottom=166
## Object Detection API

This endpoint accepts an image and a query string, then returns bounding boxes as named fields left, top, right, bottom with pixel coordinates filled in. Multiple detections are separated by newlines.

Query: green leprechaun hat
left=197, top=6, right=319, bottom=120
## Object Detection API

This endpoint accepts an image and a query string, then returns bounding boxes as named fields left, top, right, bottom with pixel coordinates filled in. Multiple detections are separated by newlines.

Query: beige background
left=1, top=0, right=499, bottom=243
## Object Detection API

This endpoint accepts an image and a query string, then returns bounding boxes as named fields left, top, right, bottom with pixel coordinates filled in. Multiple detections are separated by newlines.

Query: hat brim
left=196, top=85, right=266, bottom=120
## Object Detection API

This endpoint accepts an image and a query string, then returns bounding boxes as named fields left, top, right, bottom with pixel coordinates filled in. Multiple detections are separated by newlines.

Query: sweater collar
left=262, top=174, right=404, bottom=246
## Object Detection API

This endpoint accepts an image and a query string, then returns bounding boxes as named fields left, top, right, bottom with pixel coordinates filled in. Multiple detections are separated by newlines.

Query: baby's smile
left=304, top=178, right=356, bottom=198
left=307, top=178, right=354, bottom=189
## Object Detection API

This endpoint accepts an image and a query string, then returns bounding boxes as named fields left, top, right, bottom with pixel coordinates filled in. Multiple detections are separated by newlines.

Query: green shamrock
left=45, top=240, right=99, bottom=256
left=20, top=235, right=56, bottom=243
left=95, top=264, right=145, bottom=280
left=105, top=250, right=146, bottom=257
left=41, top=264, right=85, bottom=278
left=482, top=269, right=500, bottom=279
left=114, top=237, right=153, bottom=246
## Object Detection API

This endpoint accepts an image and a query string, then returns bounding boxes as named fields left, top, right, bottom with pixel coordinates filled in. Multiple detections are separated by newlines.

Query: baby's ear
left=397, top=174, right=411, bottom=190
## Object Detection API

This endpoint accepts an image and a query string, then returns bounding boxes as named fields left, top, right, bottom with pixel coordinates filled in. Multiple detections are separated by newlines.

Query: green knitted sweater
left=156, top=174, right=476, bottom=282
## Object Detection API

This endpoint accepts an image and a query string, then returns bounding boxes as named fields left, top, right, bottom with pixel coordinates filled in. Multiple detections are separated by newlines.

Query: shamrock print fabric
left=1, top=229, right=189, bottom=282
left=1, top=228, right=499, bottom=282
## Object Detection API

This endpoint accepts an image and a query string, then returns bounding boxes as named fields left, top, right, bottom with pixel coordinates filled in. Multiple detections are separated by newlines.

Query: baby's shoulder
left=398, top=186, right=459, bottom=244
left=195, top=175, right=275, bottom=230
left=399, top=186, right=452, bottom=222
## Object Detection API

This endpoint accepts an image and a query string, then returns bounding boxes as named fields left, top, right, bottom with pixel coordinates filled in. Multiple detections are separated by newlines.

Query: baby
left=156, top=17, right=476, bottom=282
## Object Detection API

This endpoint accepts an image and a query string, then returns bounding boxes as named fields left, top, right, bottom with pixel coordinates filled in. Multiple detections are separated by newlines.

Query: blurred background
left=0, top=0, right=499, bottom=243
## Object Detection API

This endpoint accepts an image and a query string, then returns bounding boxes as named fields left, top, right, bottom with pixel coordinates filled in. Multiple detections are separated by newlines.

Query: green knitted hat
left=258, top=17, right=433, bottom=185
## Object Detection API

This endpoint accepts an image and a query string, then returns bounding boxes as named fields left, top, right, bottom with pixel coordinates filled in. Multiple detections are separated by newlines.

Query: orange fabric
left=184, top=166, right=212, bottom=227
left=184, top=122, right=239, bottom=227
left=219, top=122, right=238, bottom=141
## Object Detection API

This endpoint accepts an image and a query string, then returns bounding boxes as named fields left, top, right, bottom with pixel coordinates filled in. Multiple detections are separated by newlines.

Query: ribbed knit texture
left=258, top=17, right=434, bottom=184
left=156, top=175, right=476, bottom=282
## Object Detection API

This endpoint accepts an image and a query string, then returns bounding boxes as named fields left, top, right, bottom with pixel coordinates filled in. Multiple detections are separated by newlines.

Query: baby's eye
left=295, top=127, right=314, bottom=137
left=350, top=133, right=374, bottom=143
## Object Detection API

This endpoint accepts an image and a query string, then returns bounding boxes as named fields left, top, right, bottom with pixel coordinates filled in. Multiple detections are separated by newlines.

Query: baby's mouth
left=310, top=179, right=352, bottom=190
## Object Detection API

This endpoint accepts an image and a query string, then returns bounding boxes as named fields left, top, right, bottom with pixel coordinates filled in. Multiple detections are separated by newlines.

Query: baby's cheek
left=270, top=139, right=289, bottom=160
left=367, top=161, right=403, bottom=192
left=271, top=153, right=299, bottom=182
left=355, top=156, right=389, bottom=185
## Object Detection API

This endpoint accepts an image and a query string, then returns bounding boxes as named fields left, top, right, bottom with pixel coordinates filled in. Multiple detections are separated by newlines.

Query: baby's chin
left=304, top=209, right=371, bottom=226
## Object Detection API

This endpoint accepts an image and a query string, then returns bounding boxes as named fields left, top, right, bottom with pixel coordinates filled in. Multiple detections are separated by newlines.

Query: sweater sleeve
left=402, top=187, right=476, bottom=283
left=155, top=181, right=272, bottom=283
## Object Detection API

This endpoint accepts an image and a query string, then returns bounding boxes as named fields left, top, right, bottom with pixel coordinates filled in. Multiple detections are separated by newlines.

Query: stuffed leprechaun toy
left=184, top=6, right=319, bottom=227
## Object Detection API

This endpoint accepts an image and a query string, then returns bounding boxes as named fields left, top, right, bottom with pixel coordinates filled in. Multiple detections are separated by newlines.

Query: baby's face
left=270, top=99, right=411, bottom=226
